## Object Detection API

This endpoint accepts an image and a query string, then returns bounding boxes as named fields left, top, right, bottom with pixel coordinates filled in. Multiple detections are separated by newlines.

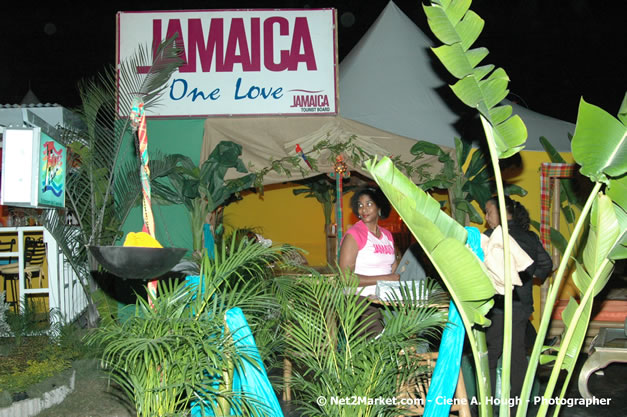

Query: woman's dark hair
left=350, top=187, right=392, bottom=219
left=486, top=196, right=530, bottom=230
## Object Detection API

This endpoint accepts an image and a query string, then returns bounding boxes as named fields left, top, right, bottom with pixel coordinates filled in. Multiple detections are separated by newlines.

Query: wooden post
left=541, top=177, right=562, bottom=318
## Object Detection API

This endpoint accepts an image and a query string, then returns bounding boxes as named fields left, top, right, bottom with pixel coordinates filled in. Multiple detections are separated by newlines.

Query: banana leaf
left=572, top=98, right=627, bottom=182
left=366, top=157, right=494, bottom=328
left=536, top=194, right=619, bottom=417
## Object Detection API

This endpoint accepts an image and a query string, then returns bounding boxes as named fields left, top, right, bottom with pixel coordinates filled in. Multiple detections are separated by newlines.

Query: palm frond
left=117, top=34, right=184, bottom=115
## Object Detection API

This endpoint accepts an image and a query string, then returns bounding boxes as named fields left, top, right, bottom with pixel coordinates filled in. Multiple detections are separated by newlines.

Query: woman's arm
left=532, top=233, right=553, bottom=281
left=339, top=234, right=399, bottom=286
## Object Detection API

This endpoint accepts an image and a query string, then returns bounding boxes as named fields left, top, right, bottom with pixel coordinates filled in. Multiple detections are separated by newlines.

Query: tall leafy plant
left=517, top=97, right=627, bottom=417
left=423, top=1, right=527, bottom=414
left=366, top=2, right=626, bottom=417
left=413, top=138, right=526, bottom=225
left=365, top=157, right=496, bottom=416
left=276, top=272, right=448, bottom=417
left=152, top=141, right=256, bottom=253
left=41, top=36, right=183, bottom=327
left=88, top=235, right=289, bottom=416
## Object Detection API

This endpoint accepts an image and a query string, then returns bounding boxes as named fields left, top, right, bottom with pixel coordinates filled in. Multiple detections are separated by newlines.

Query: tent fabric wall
left=338, top=1, right=575, bottom=152
left=200, top=115, right=453, bottom=185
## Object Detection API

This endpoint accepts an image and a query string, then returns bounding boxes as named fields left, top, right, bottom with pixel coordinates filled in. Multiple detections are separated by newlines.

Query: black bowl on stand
left=88, top=246, right=187, bottom=280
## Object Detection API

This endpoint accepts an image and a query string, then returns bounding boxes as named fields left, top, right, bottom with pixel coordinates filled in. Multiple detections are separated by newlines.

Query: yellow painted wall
left=224, top=182, right=345, bottom=266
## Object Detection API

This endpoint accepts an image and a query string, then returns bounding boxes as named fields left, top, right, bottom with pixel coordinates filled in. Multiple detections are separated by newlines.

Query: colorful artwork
left=38, top=133, right=66, bottom=207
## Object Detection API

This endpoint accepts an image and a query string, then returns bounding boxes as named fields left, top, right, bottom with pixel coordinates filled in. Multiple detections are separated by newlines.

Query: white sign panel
left=117, top=9, right=338, bottom=117
left=1, top=128, right=38, bottom=207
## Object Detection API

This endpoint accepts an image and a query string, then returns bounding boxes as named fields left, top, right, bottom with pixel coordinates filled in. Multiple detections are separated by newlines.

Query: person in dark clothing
left=484, top=197, right=553, bottom=413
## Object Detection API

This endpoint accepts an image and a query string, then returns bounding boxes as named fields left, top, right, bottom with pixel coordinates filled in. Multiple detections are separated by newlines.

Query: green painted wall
left=119, top=118, right=206, bottom=253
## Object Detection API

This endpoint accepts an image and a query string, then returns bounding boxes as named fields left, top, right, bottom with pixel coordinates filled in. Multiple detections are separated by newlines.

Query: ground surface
left=33, top=359, right=134, bottom=417
left=0, top=349, right=619, bottom=417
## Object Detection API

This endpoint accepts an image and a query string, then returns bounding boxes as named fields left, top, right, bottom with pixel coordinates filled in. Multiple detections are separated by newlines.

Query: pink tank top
left=344, top=221, right=395, bottom=296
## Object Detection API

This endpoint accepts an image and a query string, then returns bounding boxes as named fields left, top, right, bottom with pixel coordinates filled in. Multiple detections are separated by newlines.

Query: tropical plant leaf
left=539, top=136, right=567, bottom=164
left=366, top=157, right=494, bottom=329
left=117, top=34, right=184, bottom=115
left=571, top=98, right=627, bottom=182
left=424, top=0, right=527, bottom=159
left=617, top=91, right=627, bottom=125
left=609, top=203, right=627, bottom=260
left=607, top=174, right=627, bottom=210
left=454, top=199, right=484, bottom=224
left=465, top=147, right=488, bottom=179
left=455, top=137, right=472, bottom=169
left=559, top=297, right=593, bottom=369
left=581, top=194, right=619, bottom=284
left=503, top=183, right=527, bottom=197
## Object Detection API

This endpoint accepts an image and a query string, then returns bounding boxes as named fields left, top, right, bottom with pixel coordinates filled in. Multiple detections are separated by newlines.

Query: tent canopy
left=201, top=115, right=452, bottom=186
left=339, top=1, right=575, bottom=152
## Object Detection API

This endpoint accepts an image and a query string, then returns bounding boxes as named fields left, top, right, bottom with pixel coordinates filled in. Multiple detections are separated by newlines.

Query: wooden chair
left=23, top=237, right=47, bottom=288
left=397, top=351, right=472, bottom=417
left=0, top=238, right=18, bottom=311
left=0, top=237, right=47, bottom=310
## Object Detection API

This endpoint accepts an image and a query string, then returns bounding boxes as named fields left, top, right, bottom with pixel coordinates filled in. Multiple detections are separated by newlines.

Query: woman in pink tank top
left=339, top=187, right=399, bottom=337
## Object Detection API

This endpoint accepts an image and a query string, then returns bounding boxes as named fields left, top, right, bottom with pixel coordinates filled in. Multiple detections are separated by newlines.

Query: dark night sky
left=2, top=0, right=625, bottom=123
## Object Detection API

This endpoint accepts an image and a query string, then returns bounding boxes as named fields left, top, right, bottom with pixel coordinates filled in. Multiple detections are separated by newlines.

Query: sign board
left=0, top=128, right=66, bottom=208
left=37, top=133, right=67, bottom=208
left=117, top=9, right=338, bottom=117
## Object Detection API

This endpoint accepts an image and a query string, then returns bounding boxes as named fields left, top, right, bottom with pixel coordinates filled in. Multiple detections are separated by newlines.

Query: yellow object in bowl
left=123, top=232, right=163, bottom=248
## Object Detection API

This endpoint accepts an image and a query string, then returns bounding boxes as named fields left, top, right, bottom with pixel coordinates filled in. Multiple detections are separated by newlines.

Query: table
left=578, top=325, right=627, bottom=399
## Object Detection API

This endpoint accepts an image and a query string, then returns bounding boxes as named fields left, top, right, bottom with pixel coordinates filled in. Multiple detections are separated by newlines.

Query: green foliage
left=424, top=0, right=527, bottom=159
left=0, top=321, right=98, bottom=395
left=40, top=36, right=184, bottom=327
left=251, top=135, right=434, bottom=190
left=366, top=157, right=494, bottom=326
left=418, top=2, right=626, bottom=416
left=572, top=98, right=627, bottom=183
left=87, top=236, right=292, bottom=417
left=0, top=356, right=70, bottom=394
left=293, top=177, right=337, bottom=226
left=0, top=292, right=10, bottom=336
left=519, top=95, right=626, bottom=416
left=3, top=300, right=57, bottom=347
left=276, top=271, right=447, bottom=417
left=414, top=137, right=526, bottom=224
left=152, top=141, right=256, bottom=251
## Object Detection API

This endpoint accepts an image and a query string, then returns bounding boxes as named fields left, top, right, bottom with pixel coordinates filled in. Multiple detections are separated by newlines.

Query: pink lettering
left=288, top=17, right=317, bottom=70
left=224, top=18, right=252, bottom=71
left=141, top=16, right=318, bottom=74
left=264, top=17, right=290, bottom=71
left=373, top=244, right=394, bottom=254
left=182, top=18, right=224, bottom=73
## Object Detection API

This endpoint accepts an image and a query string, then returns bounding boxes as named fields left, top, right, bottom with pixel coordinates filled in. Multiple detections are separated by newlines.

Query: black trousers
left=356, top=296, right=384, bottom=339
left=486, top=307, right=530, bottom=413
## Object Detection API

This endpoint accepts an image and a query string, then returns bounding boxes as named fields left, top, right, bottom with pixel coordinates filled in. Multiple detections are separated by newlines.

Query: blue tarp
left=185, top=275, right=283, bottom=417
left=423, top=227, right=484, bottom=417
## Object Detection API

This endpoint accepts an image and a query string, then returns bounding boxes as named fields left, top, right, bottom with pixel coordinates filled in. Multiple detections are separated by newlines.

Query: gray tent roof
left=339, top=1, right=575, bottom=152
